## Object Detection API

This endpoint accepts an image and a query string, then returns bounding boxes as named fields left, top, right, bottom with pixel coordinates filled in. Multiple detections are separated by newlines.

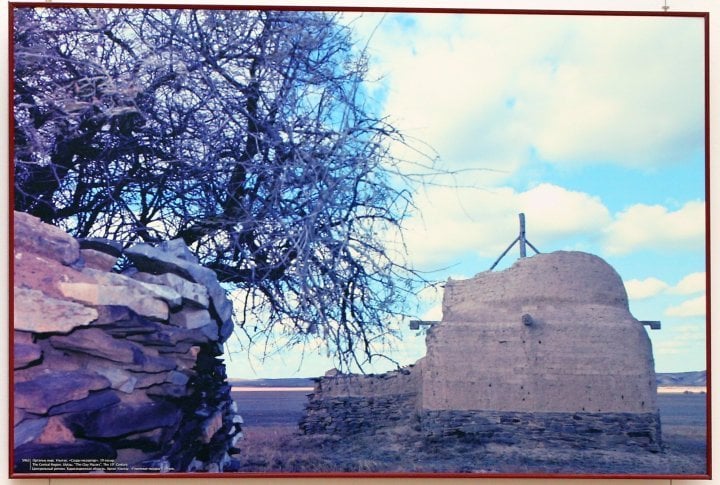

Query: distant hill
left=230, top=372, right=707, bottom=389
left=656, top=371, right=706, bottom=387
left=228, top=377, right=316, bottom=388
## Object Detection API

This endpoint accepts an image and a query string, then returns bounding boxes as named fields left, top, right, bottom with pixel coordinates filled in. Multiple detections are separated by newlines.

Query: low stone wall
left=422, top=410, right=662, bottom=452
left=13, top=211, right=242, bottom=473
left=299, top=365, right=421, bottom=436
left=299, top=394, right=417, bottom=436
left=300, top=368, right=661, bottom=453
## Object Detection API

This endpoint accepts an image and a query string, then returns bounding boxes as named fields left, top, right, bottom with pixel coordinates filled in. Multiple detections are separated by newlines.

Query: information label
left=20, top=458, right=172, bottom=473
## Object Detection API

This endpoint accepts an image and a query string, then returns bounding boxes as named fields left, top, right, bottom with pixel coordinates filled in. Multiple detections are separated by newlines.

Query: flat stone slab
left=128, top=351, right=178, bottom=374
left=14, top=418, right=48, bottom=448
left=49, top=328, right=141, bottom=364
left=72, top=401, right=182, bottom=438
left=14, top=288, right=98, bottom=334
left=86, top=364, right=139, bottom=393
left=169, top=308, right=213, bottom=330
left=82, top=267, right=183, bottom=309
left=58, top=282, right=169, bottom=320
left=48, top=389, right=121, bottom=416
left=80, top=248, right=118, bottom=272
left=133, top=271, right=209, bottom=309
left=14, top=342, right=42, bottom=369
left=125, top=242, right=233, bottom=326
left=14, top=371, right=111, bottom=414
left=99, top=315, right=162, bottom=337
left=14, top=330, right=43, bottom=369
left=160, top=238, right=200, bottom=263
left=14, top=251, right=97, bottom=300
left=14, top=211, right=80, bottom=266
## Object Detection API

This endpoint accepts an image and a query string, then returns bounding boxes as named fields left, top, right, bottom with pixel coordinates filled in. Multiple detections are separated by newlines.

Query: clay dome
left=427, top=250, right=657, bottom=414
left=443, top=251, right=629, bottom=322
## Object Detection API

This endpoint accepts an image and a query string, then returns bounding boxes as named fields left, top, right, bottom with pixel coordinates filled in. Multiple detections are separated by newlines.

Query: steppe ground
left=231, top=389, right=707, bottom=475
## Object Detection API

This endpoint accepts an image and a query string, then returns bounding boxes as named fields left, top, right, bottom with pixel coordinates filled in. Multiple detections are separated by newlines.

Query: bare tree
left=13, top=6, right=430, bottom=370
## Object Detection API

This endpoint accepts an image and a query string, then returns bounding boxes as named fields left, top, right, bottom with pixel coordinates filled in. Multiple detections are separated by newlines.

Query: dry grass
left=233, top=423, right=707, bottom=475
left=234, top=426, right=338, bottom=473
left=234, top=425, right=408, bottom=473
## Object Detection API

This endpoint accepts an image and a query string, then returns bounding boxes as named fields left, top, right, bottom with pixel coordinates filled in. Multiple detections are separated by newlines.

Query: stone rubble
left=13, top=211, right=243, bottom=473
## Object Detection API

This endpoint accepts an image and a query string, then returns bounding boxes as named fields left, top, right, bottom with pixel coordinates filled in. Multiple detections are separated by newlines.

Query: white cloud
left=602, top=200, right=705, bottom=255
left=421, top=304, right=443, bottom=321
left=518, top=18, right=704, bottom=168
left=624, top=271, right=705, bottom=302
left=348, top=13, right=706, bottom=266
left=625, top=277, right=669, bottom=300
left=651, top=322, right=706, bottom=365
left=403, top=182, right=610, bottom=267
left=403, top=178, right=703, bottom=268
left=665, top=295, right=706, bottom=318
left=519, top=183, right=612, bottom=239
left=360, top=13, right=703, bottom=179
left=670, top=271, right=706, bottom=295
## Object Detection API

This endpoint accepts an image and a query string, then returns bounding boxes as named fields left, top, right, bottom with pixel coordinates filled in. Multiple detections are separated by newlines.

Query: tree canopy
left=13, top=6, right=428, bottom=370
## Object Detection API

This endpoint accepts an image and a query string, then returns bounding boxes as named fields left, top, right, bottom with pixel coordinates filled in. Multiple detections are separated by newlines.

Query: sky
left=224, top=10, right=707, bottom=378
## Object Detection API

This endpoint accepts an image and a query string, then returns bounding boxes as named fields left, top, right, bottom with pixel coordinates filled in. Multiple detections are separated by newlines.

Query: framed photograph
left=9, top=2, right=710, bottom=479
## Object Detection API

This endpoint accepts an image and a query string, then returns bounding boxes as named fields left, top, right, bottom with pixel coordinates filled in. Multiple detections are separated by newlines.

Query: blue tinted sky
left=224, top=11, right=706, bottom=378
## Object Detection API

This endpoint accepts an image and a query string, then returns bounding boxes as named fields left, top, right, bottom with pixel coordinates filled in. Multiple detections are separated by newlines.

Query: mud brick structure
left=301, top=251, right=662, bottom=452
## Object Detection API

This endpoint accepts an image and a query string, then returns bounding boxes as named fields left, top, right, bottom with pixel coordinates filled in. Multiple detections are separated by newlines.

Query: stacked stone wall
left=299, top=365, right=421, bottom=435
left=422, top=410, right=661, bottom=452
left=13, top=211, right=243, bottom=473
